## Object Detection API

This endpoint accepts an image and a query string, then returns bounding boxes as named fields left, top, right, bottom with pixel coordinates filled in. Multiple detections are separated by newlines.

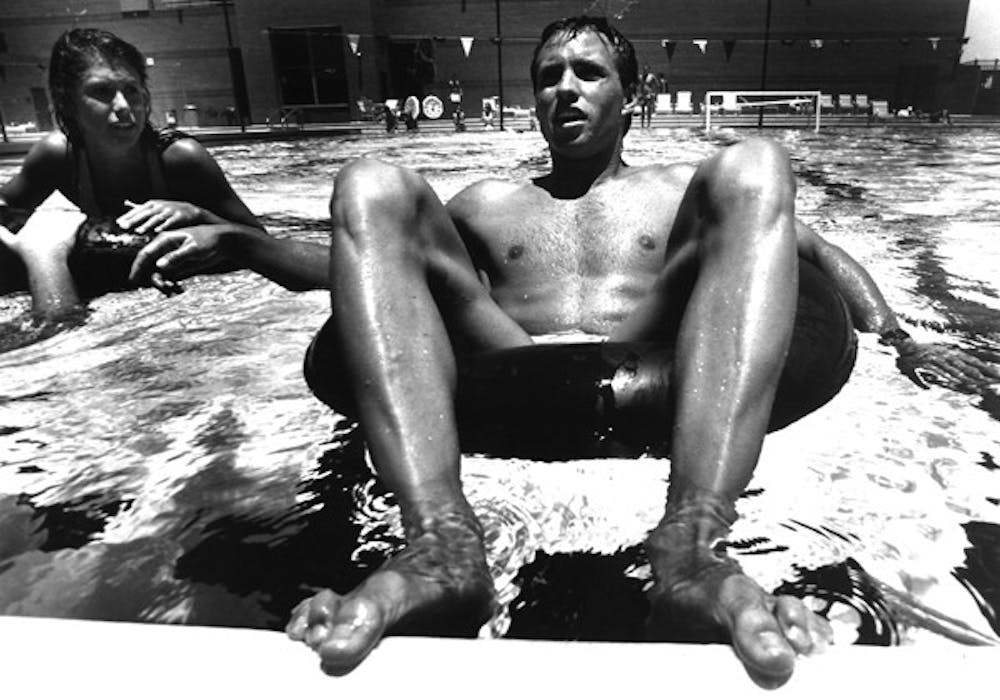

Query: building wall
left=0, top=1, right=241, bottom=128
left=367, top=0, right=972, bottom=116
left=965, top=60, right=1000, bottom=114
left=0, top=0, right=977, bottom=129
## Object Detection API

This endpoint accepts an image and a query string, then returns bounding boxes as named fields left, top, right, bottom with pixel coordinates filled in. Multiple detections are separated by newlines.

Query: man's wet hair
left=530, top=16, right=640, bottom=100
left=49, top=28, right=152, bottom=146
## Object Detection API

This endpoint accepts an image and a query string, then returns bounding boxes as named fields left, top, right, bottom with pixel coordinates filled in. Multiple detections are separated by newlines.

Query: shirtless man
left=287, top=16, right=998, bottom=688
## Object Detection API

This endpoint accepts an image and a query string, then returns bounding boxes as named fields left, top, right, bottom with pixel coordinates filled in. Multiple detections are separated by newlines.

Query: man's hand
left=895, top=341, right=1000, bottom=394
left=116, top=199, right=211, bottom=235
left=128, top=225, right=228, bottom=295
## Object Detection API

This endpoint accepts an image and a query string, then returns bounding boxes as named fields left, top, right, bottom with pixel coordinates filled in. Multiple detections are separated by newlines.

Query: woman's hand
left=116, top=199, right=216, bottom=235
left=895, top=341, right=1000, bottom=394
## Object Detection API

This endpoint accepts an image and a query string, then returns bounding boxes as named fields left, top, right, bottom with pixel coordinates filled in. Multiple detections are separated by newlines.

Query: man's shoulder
left=453, top=177, right=532, bottom=199
left=615, top=162, right=697, bottom=192
left=626, top=161, right=696, bottom=179
left=447, top=177, right=537, bottom=217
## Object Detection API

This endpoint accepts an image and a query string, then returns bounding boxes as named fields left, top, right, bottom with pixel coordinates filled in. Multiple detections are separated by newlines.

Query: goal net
left=703, top=91, right=822, bottom=132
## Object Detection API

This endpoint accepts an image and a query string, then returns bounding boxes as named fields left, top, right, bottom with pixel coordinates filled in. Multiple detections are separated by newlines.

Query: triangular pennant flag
left=347, top=33, right=360, bottom=55
left=661, top=39, right=676, bottom=60
left=460, top=36, right=474, bottom=57
left=928, top=36, right=940, bottom=51
left=809, top=39, right=824, bottom=49
left=693, top=39, right=708, bottom=54
left=723, top=40, right=736, bottom=61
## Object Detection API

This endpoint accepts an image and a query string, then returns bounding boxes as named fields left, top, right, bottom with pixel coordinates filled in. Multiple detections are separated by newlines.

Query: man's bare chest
left=480, top=194, right=675, bottom=280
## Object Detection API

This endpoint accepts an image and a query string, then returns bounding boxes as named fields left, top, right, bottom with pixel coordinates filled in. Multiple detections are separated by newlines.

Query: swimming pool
left=0, top=126, right=998, bottom=646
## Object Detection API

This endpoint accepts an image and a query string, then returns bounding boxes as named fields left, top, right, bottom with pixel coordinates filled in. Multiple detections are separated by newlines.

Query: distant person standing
left=481, top=99, right=495, bottom=130
left=657, top=72, right=669, bottom=99
left=639, top=64, right=658, bottom=128
left=384, top=103, right=398, bottom=133
left=448, top=75, right=463, bottom=111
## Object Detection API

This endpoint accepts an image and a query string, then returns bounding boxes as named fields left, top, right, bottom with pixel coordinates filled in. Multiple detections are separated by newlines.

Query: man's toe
left=731, top=607, right=796, bottom=689
left=775, top=596, right=833, bottom=654
left=315, top=597, right=386, bottom=675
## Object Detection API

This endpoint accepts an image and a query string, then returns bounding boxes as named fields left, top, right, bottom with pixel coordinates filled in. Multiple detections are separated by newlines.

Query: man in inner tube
left=288, top=16, right=999, bottom=688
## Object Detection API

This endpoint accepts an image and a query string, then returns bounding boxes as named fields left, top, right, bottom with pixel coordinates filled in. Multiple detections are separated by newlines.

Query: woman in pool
left=0, top=28, right=326, bottom=320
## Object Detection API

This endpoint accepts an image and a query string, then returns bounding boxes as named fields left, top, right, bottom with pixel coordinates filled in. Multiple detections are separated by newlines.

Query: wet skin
left=75, top=60, right=149, bottom=152
left=288, top=29, right=840, bottom=688
left=0, top=49, right=328, bottom=317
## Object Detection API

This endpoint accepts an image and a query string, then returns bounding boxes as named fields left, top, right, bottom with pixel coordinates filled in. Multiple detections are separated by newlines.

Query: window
left=270, top=27, right=349, bottom=106
left=120, top=0, right=151, bottom=17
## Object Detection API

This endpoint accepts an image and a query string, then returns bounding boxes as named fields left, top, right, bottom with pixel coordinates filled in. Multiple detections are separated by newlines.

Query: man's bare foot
left=286, top=507, right=496, bottom=675
left=645, top=493, right=833, bottom=689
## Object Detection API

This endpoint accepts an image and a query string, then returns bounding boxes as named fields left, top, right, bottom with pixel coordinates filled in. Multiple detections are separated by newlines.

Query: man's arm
left=796, top=219, right=999, bottom=392
left=794, top=219, right=898, bottom=334
left=129, top=224, right=329, bottom=292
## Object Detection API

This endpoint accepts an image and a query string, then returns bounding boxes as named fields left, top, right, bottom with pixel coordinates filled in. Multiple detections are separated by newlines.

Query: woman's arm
left=0, top=134, right=83, bottom=319
left=124, top=136, right=328, bottom=290
left=0, top=210, right=85, bottom=317
left=118, top=136, right=261, bottom=232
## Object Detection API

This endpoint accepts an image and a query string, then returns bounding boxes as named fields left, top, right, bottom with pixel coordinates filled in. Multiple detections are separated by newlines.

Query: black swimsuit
left=67, top=129, right=192, bottom=296
left=0, top=128, right=195, bottom=297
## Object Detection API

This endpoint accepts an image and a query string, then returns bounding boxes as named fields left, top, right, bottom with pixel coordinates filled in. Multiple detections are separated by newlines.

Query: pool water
left=0, top=126, right=998, bottom=646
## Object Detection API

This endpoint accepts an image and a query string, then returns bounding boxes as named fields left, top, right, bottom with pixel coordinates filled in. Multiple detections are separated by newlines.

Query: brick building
left=0, top=0, right=985, bottom=129
left=0, top=1, right=244, bottom=128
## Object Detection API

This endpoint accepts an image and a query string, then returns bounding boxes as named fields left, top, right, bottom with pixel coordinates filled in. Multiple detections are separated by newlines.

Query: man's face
left=533, top=30, right=631, bottom=158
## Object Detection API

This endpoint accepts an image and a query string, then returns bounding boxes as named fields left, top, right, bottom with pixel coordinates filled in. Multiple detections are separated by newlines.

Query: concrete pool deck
left=0, top=615, right=994, bottom=699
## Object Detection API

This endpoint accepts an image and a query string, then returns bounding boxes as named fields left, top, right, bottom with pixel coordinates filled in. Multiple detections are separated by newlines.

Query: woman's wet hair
left=529, top=16, right=640, bottom=100
left=49, top=28, right=152, bottom=145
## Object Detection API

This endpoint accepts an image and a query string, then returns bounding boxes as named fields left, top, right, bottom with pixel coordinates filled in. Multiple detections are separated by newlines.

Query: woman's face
left=71, top=57, right=149, bottom=150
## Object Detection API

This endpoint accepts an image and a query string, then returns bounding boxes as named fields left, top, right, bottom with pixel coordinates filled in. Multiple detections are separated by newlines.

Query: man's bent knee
left=330, top=158, right=430, bottom=225
left=707, top=137, right=795, bottom=209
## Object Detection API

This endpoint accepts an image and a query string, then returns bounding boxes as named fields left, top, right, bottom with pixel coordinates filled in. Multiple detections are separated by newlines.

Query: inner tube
left=2, top=212, right=240, bottom=297
left=68, top=217, right=158, bottom=295
left=305, top=259, right=857, bottom=460
left=0, top=213, right=153, bottom=296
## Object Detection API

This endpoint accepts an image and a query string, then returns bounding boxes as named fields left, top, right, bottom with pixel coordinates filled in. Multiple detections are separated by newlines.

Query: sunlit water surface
left=0, top=126, right=998, bottom=646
